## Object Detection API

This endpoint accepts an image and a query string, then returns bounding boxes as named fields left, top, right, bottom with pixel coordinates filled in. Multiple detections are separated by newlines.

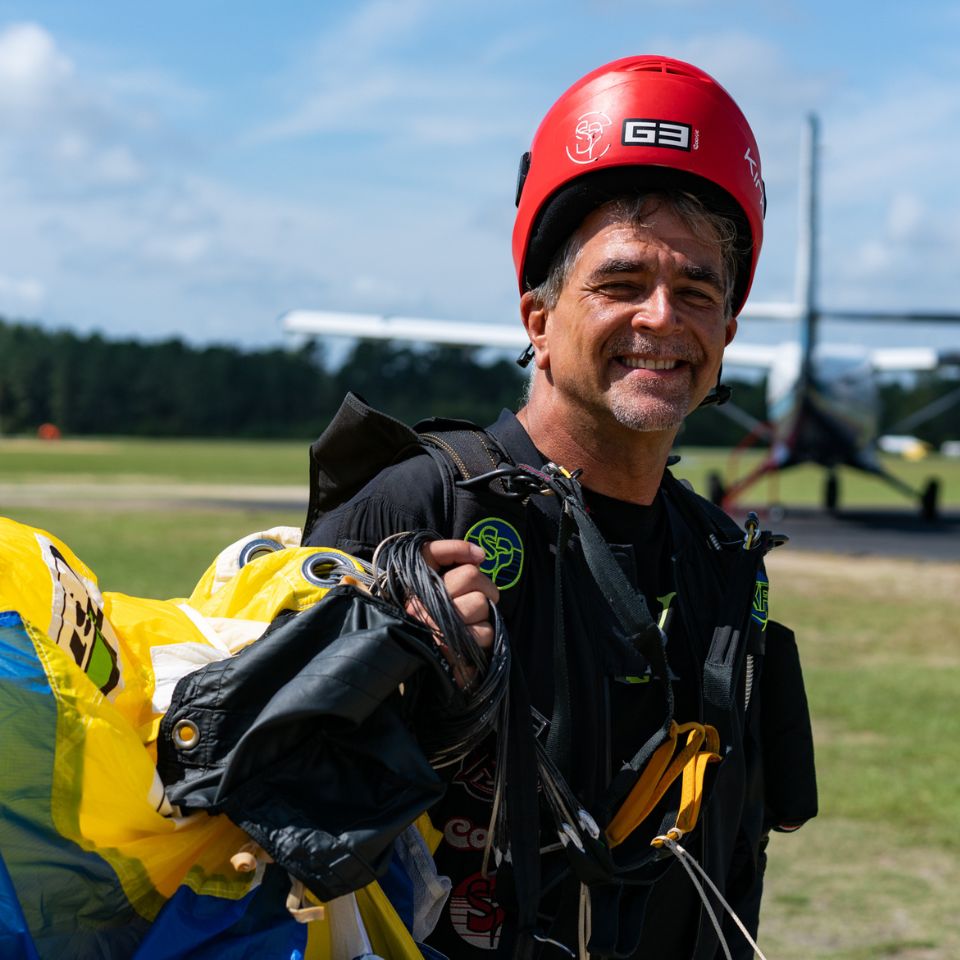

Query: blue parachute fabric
left=0, top=848, right=39, bottom=960
left=133, top=865, right=307, bottom=960
left=0, top=611, right=150, bottom=960
left=380, top=849, right=416, bottom=937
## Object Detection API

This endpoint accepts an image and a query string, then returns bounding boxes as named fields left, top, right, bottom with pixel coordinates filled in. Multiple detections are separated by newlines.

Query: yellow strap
left=653, top=725, right=721, bottom=847
left=606, top=722, right=720, bottom=849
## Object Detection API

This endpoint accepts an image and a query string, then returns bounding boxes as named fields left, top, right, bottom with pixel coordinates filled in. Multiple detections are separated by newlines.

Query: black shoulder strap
left=417, top=418, right=526, bottom=538
left=305, top=392, right=424, bottom=534
left=660, top=472, right=775, bottom=725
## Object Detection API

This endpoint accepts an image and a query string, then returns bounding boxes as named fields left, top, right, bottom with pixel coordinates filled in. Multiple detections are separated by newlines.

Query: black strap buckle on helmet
left=697, top=365, right=732, bottom=407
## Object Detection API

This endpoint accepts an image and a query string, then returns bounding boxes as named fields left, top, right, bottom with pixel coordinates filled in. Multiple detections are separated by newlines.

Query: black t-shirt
left=582, top=488, right=700, bottom=769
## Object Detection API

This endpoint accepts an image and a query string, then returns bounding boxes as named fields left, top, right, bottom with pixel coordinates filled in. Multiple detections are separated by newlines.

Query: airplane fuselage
left=765, top=342, right=880, bottom=472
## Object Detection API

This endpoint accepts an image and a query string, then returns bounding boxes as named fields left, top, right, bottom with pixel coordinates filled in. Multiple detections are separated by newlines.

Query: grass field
left=2, top=436, right=959, bottom=957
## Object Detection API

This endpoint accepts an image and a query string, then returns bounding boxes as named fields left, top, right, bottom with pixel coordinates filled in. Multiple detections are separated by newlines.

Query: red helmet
left=512, top=56, right=765, bottom=317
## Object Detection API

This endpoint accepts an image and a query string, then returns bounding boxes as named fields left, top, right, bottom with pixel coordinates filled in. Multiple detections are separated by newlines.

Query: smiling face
left=522, top=198, right=737, bottom=440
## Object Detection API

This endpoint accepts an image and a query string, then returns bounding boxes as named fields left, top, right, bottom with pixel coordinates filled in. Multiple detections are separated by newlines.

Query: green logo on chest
left=464, top=517, right=524, bottom=590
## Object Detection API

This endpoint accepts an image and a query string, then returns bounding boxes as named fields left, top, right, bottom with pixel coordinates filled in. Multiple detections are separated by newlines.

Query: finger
left=405, top=597, right=439, bottom=635
left=421, top=539, right=486, bottom=571
left=442, top=564, right=499, bottom=604
left=467, top=621, right=495, bottom=652
left=451, top=590, right=494, bottom=627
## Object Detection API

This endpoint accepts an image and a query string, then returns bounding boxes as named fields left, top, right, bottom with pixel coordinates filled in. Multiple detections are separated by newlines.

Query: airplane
left=282, top=115, right=960, bottom=519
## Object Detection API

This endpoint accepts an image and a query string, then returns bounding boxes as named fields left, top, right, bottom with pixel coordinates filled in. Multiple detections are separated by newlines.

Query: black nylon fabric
left=760, top=621, right=819, bottom=828
left=157, top=585, right=454, bottom=901
left=301, top=399, right=817, bottom=960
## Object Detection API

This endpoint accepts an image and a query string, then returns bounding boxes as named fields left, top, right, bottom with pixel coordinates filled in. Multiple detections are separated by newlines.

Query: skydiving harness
left=455, top=459, right=781, bottom=960
left=306, top=394, right=788, bottom=959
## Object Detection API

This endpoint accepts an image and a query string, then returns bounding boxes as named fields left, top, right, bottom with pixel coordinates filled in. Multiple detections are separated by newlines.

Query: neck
left=517, top=396, right=677, bottom=505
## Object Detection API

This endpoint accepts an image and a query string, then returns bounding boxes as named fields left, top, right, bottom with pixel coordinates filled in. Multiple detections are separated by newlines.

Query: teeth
left=620, top=357, right=678, bottom=371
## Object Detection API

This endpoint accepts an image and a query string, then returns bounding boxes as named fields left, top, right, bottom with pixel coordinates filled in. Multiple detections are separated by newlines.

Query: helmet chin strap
left=697, top=366, right=732, bottom=407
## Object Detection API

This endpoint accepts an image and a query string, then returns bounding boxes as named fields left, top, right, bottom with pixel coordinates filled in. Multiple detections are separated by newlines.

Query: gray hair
left=527, top=190, right=742, bottom=318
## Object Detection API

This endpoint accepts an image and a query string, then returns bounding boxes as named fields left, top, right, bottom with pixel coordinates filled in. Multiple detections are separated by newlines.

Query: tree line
left=0, top=317, right=954, bottom=446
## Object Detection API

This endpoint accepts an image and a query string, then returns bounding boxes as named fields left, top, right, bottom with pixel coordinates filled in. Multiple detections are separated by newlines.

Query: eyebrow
left=587, top=257, right=725, bottom=295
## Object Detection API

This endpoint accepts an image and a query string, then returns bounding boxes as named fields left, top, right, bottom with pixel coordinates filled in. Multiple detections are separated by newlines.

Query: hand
left=408, top=539, right=499, bottom=687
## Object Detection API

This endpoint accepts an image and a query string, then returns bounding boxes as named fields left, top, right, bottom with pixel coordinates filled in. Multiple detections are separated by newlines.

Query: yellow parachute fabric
left=0, top=517, right=427, bottom=958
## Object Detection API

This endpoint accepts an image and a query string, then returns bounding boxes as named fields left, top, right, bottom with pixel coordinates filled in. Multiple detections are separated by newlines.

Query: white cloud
left=0, top=22, right=71, bottom=98
left=246, top=1, right=531, bottom=153
left=0, top=7, right=956, bottom=350
left=0, top=273, right=45, bottom=311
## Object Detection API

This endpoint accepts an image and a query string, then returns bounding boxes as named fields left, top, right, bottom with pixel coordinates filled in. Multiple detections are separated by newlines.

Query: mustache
left=605, top=336, right=705, bottom=365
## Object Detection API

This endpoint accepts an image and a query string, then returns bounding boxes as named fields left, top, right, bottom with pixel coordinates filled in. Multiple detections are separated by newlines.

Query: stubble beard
left=607, top=381, right=691, bottom=432
left=603, top=335, right=707, bottom=433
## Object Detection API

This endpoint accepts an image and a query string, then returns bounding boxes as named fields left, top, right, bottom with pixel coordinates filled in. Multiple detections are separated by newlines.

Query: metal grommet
left=238, top=537, right=285, bottom=567
left=172, top=718, right=200, bottom=751
left=301, top=551, right=350, bottom=587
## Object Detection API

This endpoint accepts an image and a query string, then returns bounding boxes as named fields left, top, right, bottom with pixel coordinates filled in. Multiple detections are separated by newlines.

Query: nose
left=631, top=283, right=680, bottom=335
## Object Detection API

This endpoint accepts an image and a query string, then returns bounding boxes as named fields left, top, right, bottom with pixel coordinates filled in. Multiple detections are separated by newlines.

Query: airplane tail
left=796, top=113, right=818, bottom=386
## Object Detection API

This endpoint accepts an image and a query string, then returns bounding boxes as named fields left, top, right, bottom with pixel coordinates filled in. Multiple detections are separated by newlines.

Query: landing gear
left=824, top=472, right=839, bottom=513
left=921, top=479, right=939, bottom=522
left=707, top=471, right=725, bottom=507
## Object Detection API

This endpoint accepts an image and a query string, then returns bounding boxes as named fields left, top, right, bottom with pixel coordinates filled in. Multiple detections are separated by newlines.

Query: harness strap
left=544, top=479, right=674, bottom=798
left=605, top=721, right=721, bottom=848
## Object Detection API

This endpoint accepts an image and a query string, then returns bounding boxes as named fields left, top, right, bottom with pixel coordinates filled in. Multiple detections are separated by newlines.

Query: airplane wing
left=281, top=308, right=958, bottom=373
left=721, top=342, right=781, bottom=369
left=823, top=309, right=960, bottom=324
left=870, top=347, right=960, bottom=372
left=281, top=310, right=526, bottom=350
left=281, top=307, right=800, bottom=366
left=737, top=301, right=803, bottom=321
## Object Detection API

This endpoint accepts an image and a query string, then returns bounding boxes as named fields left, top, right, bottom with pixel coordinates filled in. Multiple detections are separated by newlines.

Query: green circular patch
left=464, top=517, right=524, bottom=590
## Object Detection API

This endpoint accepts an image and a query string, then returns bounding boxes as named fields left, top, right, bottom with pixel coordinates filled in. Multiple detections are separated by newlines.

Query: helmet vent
left=630, top=62, right=698, bottom=78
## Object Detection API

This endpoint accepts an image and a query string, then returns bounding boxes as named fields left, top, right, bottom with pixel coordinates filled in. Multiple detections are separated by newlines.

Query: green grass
left=2, top=436, right=959, bottom=957
left=3, top=505, right=305, bottom=597
left=672, top=446, right=960, bottom=508
left=760, top=551, right=960, bottom=958
left=0, top=436, right=310, bottom=485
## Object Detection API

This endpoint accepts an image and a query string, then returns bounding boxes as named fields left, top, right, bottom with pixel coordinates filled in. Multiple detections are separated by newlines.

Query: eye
left=680, top=286, right=722, bottom=308
left=598, top=280, right=642, bottom=298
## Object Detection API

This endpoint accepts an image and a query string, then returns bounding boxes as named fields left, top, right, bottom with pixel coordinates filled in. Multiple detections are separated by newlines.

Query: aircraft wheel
left=707, top=471, right=725, bottom=506
left=921, top=479, right=939, bottom=522
left=824, top=473, right=839, bottom=513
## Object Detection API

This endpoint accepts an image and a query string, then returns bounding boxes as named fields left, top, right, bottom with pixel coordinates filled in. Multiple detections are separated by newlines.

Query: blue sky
left=0, top=0, right=957, bottom=352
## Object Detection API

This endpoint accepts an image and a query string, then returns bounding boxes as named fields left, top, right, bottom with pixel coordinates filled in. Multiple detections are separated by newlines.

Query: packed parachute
left=0, top=517, right=509, bottom=959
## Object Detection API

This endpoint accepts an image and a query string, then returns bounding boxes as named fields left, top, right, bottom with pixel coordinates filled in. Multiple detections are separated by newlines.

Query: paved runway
left=735, top=505, right=960, bottom=561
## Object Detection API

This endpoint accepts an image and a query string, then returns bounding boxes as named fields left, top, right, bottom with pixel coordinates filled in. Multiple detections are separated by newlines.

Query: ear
left=520, top=291, right=551, bottom=370
left=724, top=315, right=738, bottom=347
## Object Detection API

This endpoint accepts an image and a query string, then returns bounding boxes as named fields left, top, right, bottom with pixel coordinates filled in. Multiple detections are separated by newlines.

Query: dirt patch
left=766, top=551, right=960, bottom=603
left=0, top=438, right=117, bottom=454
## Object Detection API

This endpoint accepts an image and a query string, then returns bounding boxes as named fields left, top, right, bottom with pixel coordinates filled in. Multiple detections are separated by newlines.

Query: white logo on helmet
left=566, top=111, right=612, bottom=165
left=744, top=146, right=766, bottom=212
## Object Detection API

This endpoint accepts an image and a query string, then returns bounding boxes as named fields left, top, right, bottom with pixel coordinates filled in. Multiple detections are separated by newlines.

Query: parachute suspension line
left=481, top=681, right=509, bottom=878
left=372, top=530, right=487, bottom=676
left=578, top=882, right=591, bottom=960
left=371, top=531, right=511, bottom=769
left=652, top=834, right=771, bottom=960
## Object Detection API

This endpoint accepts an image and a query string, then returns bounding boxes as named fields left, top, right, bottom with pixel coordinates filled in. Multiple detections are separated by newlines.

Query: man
left=305, top=55, right=816, bottom=959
